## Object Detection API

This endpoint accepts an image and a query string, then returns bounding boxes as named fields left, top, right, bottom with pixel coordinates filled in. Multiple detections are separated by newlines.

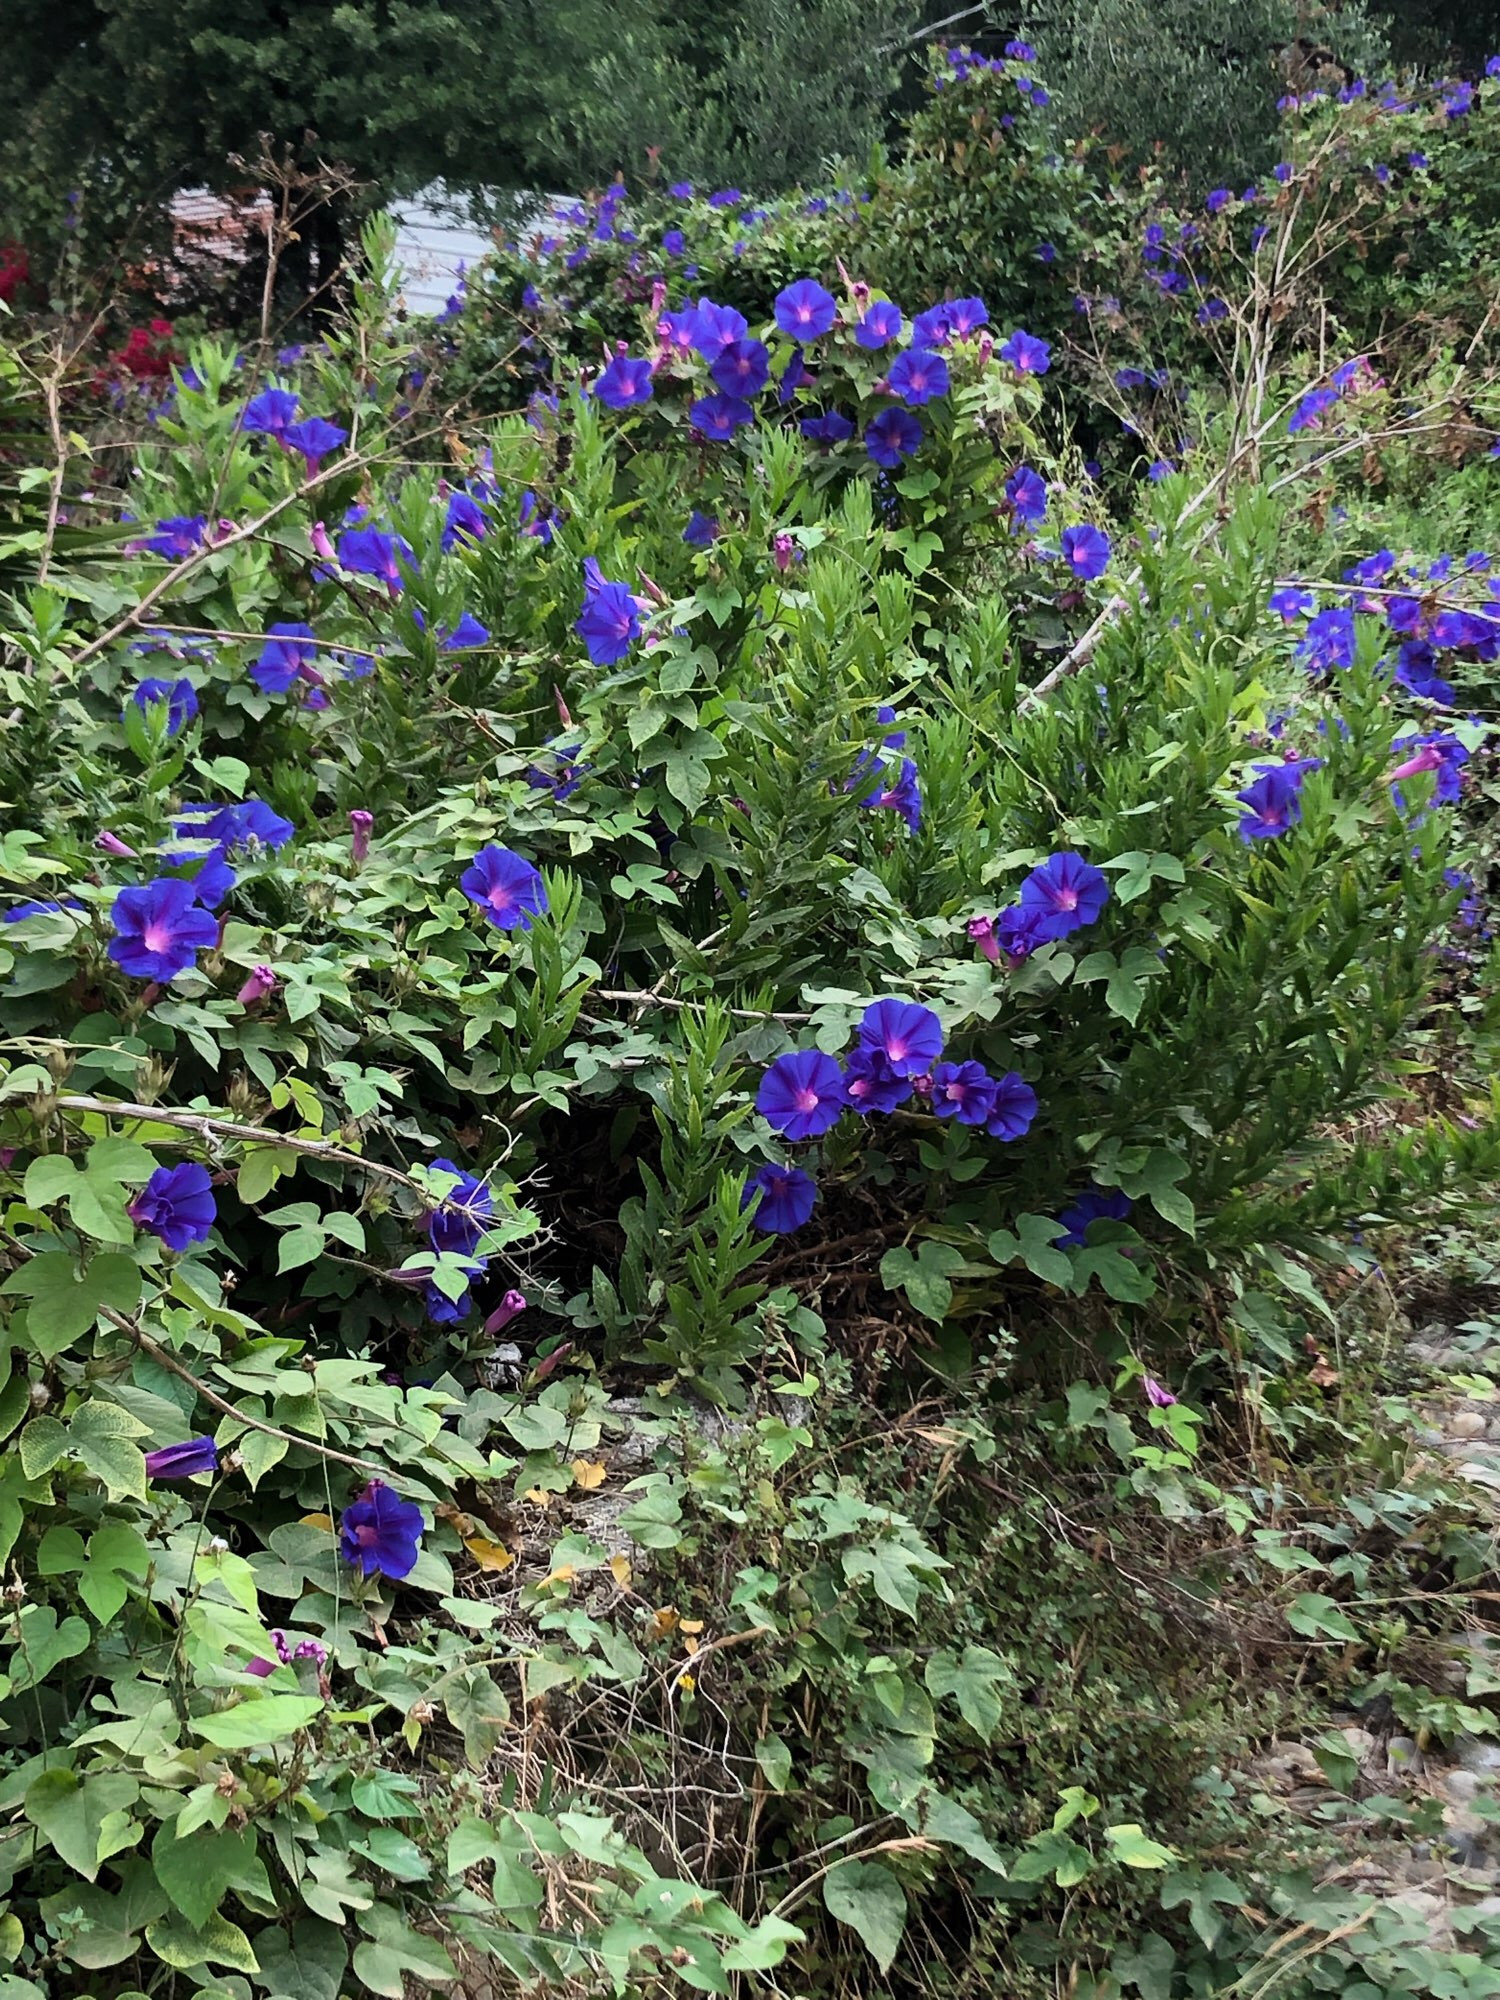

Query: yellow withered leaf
left=608, top=1554, right=633, bottom=1587
left=648, top=1605, right=680, bottom=1640
left=300, top=1513, right=334, bottom=1530
left=571, top=1458, right=607, bottom=1490
left=522, top=1487, right=553, bottom=1508
left=463, top=1535, right=515, bottom=1574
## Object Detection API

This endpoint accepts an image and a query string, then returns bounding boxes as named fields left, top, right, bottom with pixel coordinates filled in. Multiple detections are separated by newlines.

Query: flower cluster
left=745, top=997, right=1041, bottom=1234
left=969, top=852, right=1111, bottom=966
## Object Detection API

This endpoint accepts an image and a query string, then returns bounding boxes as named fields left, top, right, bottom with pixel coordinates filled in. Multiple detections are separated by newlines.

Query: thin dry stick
left=52, top=1092, right=426, bottom=1193
left=595, top=989, right=812, bottom=1024
left=102, top=1306, right=393, bottom=1482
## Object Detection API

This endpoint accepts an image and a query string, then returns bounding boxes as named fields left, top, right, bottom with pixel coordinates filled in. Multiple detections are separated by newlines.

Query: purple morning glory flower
left=689, top=299, right=748, bottom=361
left=856, top=302, right=903, bottom=349
left=690, top=392, right=755, bottom=440
left=575, top=559, right=641, bottom=663
left=526, top=739, right=587, bottom=801
left=240, top=388, right=299, bottom=441
left=1350, top=555, right=1395, bottom=600
left=440, top=613, right=490, bottom=651
left=282, top=417, right=347, bottom=473
left=252, top=622, right=318, bottom=695
left=1004, top=465, right=1047, bottom=529
left=842, top=1046, right=913, bottom=1114
left=706, top=188, right=743, bottom=209
left=144, top=1436, right=219, bottom=1481
left=140, top=516, right=207, bottom=561
left=108, top=878, right=219, bottom=981
left=684, top=510, right=720, bottom=546
left=4, top=900, right=76, bottom=923
left=711, top=338, right=771, bottom=398
left=460, top=845, right=549, bottom=931
left=1060, top=524, right=1111, bottom=580
left=339, top=1480, right=425, bottom=1580
left=1390, top=730, right=1468, bottom=807
left=865, top=408, right=924, bottom=467
left=662, top=229, right=685, bottom=256
left=774, top=280, right=837, bottom=340
left=910, top=306, right=952, bottom=349
left=755, top=1050, right=846, bottom=1141
left=858, top=755, right=922, bottom=831
left=1385, top=596, right=1424, bottom=637
left=1394, top=642, right=1454, bottom=707
left=594, top=353, right=654, bottom=409
left=801, top=411, right=854, bottom=445
left=425, top=1262, right=483, bottom=1324
left=1288, top=386, right=1338, bottom=433
left=1000, top=329, right=1051, bottom=374
left=930, top=1061, right=998, bottom=1125
left=742, top=1162, right=818, bottom=1234
left=857, top=999, right=943, bottom=1077
left=129, top=1161, right=216, bottom=1250
left=986, top=1073, right=1039, bottom=1141
left=1270, top=585, right=1315, bottom=621
left=1206, top=188, right=1232, bottom=212
left=1018, top=853, right=1110, bottom=941
left=1296, top=606, right=1356, bottom=672
left=1237, top=765, right=1304, bottom=841
left=339, top=526, right=412, bottom=594
left=128, top=678, right=197, bottom=736
left=442, top=491, right=489, bottom=551
left=173, top=799, right=293, bottom=852
left=888, top=348, right=949, bottom=406
left=423, top=1157, right=493, bottom=1259
left=945, top=296, right=988, bottom=336
left=1056, top=1185, right=1132, bottom=1247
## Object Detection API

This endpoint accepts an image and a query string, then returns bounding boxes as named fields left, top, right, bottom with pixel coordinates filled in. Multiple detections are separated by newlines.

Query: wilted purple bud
left=967, top=915, right=1000, bottom=965
left=245, top=1655, right=277, bottom=1677
left=144, top=1436, right=219, bottom=1480
left=1143, top=1376, right=1178, bottom=1408
left=95, top=831, right=137, bottom=857
left=482, top=1289, right=528, bottom=1337
left=349, top=808, right=374, bottom=866
left=236, top=964, right=278, bottom=1006
left=310, top=520, right=336, bottom=563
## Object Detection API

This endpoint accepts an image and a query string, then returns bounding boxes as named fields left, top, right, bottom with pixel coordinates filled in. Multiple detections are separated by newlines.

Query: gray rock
left=1448, top=1409, right=1488, bottom=1441
left=1388, top=1734, right=1426, bottom=1777
left=1385, top=1888, right=1454, bottom=1948
left=1340, top=1725, right=1377, bottom=1762
left=1454, top=1734, right=1500, bottom=1777
left=1445, top=1769, right=1483, bottom=1804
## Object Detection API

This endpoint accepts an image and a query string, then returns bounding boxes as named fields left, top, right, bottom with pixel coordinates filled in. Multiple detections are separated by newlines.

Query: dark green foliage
left=1023, top=0, right=1389, bottom=188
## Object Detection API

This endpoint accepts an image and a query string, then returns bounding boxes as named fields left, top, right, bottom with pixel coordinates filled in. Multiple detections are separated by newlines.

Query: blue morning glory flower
left=865, top=408, right=924, bottom=467
left=888, top=348, right=949, bottom=406
left=240, top=387, right=299, bottom=441
left=1060, top=525, right=1111, bottom=580
left=755, top=1051, right=846, bottom=1141
left=856, top=302, right=903, bottom=349
left=108, top=879, right=218, bottom=981
left=1000, top=329, right=1051, bottom=374
left=460, top=845, right=549, bottom=931
left=253, top=623, right=318, bottom=695
left=1018, top=854, right=1110, bottom=940
left=282, top=417, right=347, bottom=473
left=595, top=353, right=654, bottom=409
left=690, top=392, right=755, bottom=440
left=857, top=999, right=943, bottom=1077
left=801, top=411, right=853, bottom=445
left=1004, top=465, right=1047, bottom=530
left=129, top=1161, right=216, bottom=1250
left=339, top=1480, right=425, bottom=1580
left=774, top=280, right=838, bottom=340
left=575, top=559, right=641, bottom=662
left=128, top=678, right=198, bottom=736
left=741, top=1162, right=817, bottom=1233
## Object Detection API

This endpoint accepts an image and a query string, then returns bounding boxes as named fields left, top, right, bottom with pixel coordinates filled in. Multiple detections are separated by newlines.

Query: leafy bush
left=0, top=119, right=1496, bottom=2000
